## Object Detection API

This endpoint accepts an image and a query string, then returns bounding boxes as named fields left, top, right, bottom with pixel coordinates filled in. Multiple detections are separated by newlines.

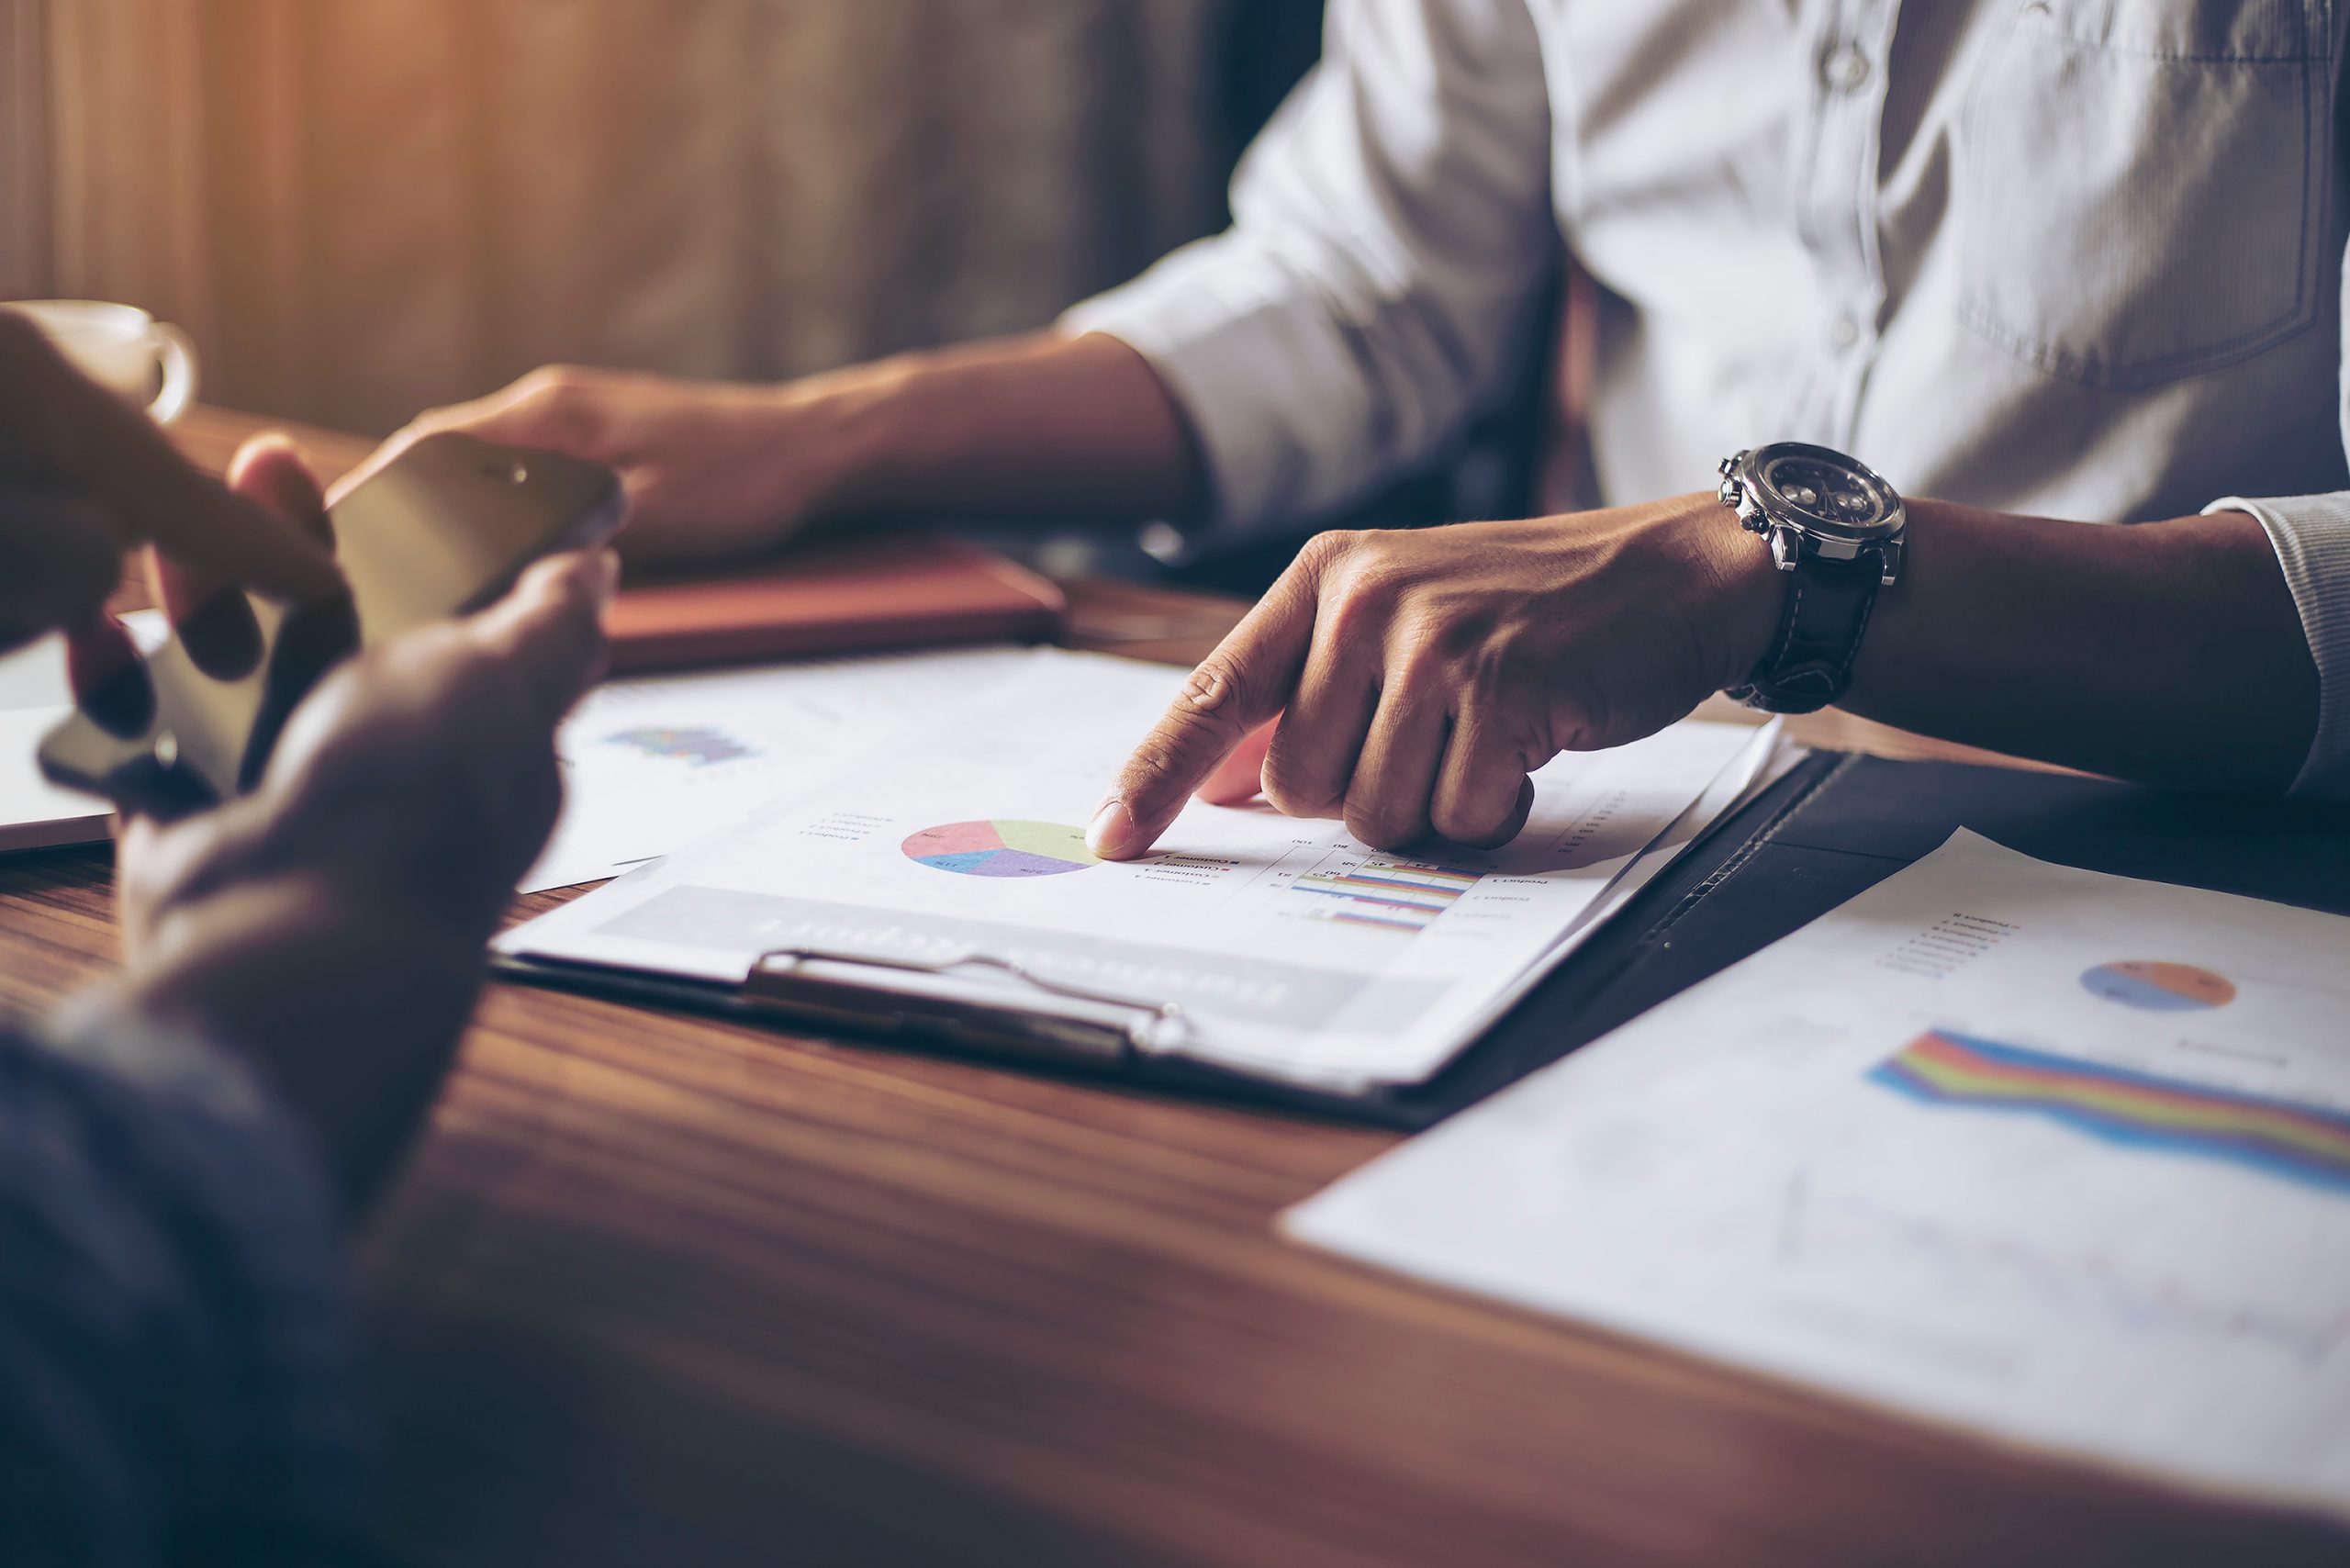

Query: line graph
left=1770, top=1169, right=2350, bottom=1368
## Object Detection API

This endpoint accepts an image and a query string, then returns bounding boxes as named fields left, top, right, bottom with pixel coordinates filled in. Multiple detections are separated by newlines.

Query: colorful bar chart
left=602, top=725, right=759, bottom=767
left=1288, top=857, right=1483, bottom=933
left=1874, top=1028, right=2350, bottom=1195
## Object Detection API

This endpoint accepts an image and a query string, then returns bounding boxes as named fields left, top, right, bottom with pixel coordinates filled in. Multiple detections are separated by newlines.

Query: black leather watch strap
left=1727, top=550, right=1883, bottom=714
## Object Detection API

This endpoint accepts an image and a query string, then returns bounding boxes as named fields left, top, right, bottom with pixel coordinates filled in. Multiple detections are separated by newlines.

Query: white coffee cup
left=2, top=298, right=200, bottom=426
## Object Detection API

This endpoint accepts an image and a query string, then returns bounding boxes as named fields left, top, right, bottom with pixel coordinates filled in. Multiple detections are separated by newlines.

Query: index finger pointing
left=0, top=318, right=341, bottom=602
left=111, top=427, right=341, bottom=604
left=1195, top=716, right=1276, bottom=807
left=1088, top=549, right=1329, bottom=859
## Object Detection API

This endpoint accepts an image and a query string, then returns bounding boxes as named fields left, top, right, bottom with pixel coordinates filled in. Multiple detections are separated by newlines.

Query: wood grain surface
left=0, top=408, right=2336, bottom=1566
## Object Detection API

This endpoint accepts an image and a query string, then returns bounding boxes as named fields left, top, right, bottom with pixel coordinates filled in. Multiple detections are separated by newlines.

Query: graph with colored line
left=901, top=819, right=1099, bottom=879
left=1286, top=857, right=1483, bottom=933
left=1873, top=1028, right=2350, bottom=1196
left=1764, top=1171, right=2350, bottom=1366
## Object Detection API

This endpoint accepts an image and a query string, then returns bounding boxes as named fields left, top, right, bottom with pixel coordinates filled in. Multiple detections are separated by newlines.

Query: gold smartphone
left=39, top=431, right=624, bottom=818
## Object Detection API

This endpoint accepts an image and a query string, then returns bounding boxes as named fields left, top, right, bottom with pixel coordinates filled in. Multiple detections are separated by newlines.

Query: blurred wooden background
left=0, top=0, right=1316, bottom=434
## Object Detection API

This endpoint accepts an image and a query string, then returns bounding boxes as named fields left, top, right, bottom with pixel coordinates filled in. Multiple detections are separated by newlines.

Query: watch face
left=1761, top=452, right=1891, bottom=532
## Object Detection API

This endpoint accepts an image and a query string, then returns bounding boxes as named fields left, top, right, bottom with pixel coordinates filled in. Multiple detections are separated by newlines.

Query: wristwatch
left=1715, top=442, right=1906, bottom=714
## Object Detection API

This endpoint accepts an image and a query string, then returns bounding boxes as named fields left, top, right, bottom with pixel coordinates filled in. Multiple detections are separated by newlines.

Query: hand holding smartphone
left=39, top=431, right=624, bottom=817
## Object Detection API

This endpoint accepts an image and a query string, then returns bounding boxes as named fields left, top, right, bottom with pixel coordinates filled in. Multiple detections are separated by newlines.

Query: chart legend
left=1873, top=1028, right=2350, bottom=1195
left=1288, top=857, right=1482, bottom=933
left=902, top=820, right=1099, bottom=878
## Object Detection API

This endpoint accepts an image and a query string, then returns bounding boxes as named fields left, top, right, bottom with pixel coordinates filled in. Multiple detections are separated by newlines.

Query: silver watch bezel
left=1716, top=442, right=1906, bottom=586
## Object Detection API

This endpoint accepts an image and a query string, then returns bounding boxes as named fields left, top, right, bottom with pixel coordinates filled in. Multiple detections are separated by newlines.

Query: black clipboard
left=492, top=749, right=2350, bottom=1128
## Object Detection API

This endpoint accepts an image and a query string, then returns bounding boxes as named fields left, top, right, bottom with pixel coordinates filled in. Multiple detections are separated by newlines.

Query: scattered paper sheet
left=501, top=649, right=1768, bottom=1090
left=522, top=645, right=1043, bottom=890
left=1287, top=830, right=2350, bottom=1516
left=0, top=612, right=164, bottom=854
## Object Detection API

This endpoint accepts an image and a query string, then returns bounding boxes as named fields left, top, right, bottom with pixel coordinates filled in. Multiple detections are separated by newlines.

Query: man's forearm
left=803, top=330, right=1206, bottom=531
left=1841, top=499, right=2318, bottom=790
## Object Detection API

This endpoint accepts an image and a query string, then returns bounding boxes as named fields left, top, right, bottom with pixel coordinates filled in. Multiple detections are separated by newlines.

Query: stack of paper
left=1287, top=831, right=2350, bottom=1515
left=0, top=622, right=1030, bottom=874
left=524, top=645, right=1041, bottom=890
left=501, top=648, right=1788, bottom=1091
left=0, top=612, right=163, bottom=854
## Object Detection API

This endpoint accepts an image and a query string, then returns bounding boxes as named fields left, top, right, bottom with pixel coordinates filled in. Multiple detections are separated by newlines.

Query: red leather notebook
left=605, top=532, right=1067, bottom=674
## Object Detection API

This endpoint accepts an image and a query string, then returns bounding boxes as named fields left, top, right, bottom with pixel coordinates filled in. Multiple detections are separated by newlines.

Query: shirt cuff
left=1061, top=235, right=1368, bottom=549
left=2204, top=492, right=2350, bottom=799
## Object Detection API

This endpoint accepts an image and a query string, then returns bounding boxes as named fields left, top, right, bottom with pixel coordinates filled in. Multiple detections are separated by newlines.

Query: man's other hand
left=364, top=364, right=846, bottom=566
left=1088, top=500, right=1781, bottom=860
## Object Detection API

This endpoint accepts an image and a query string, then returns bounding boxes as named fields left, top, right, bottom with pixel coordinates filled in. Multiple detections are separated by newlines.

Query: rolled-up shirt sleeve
left=0, top=1008, right=372, bottom=1565
left=2199, top=234, right=2350, bottom=801
left=1062, top=0, right=1558, bottom=540
left=2204, top=490, right=2350, bottom=799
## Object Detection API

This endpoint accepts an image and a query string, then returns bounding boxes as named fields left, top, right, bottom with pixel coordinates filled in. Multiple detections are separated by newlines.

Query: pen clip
left=745, top=945, right=1191, bottom=1058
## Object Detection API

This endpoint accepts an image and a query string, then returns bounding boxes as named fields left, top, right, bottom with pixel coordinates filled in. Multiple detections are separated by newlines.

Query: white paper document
left=1287, top=831, right=2350, bottom=1515
left=522, top=645, right=1042, bottom=890
left=500, top=648, right=1771, bottom=1090
left=0, top=612, right=164, bottom=854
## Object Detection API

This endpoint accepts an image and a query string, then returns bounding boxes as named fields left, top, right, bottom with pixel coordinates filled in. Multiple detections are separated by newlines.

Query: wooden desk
left=1, top=407, right=2335, bottom=1566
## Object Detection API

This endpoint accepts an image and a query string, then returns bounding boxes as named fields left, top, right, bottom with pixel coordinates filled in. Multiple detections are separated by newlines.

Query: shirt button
left=1829, top=312, right=1862, bottom=349
left=1822, top=45, right=1872, bottom=93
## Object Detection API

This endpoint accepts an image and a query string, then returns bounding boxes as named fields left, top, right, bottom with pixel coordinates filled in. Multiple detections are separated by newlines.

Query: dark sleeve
left=0, top=1009, right=376, bottom=1567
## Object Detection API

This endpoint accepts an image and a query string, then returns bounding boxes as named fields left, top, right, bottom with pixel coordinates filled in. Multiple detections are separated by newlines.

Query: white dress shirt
left=1067, top=0, right=2350, bottom=797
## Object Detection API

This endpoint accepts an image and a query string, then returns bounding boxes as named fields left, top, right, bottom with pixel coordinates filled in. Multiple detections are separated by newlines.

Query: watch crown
left=1718, top=477, right=1744, bottom=510
left=1769, top=524, right=1803, bottom=570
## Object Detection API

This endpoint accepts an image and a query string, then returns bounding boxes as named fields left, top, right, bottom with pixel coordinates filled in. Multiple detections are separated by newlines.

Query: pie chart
left=902, top=819, right=1100, bottom=878
left=2079, top=960, right=2236, bottom=1012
